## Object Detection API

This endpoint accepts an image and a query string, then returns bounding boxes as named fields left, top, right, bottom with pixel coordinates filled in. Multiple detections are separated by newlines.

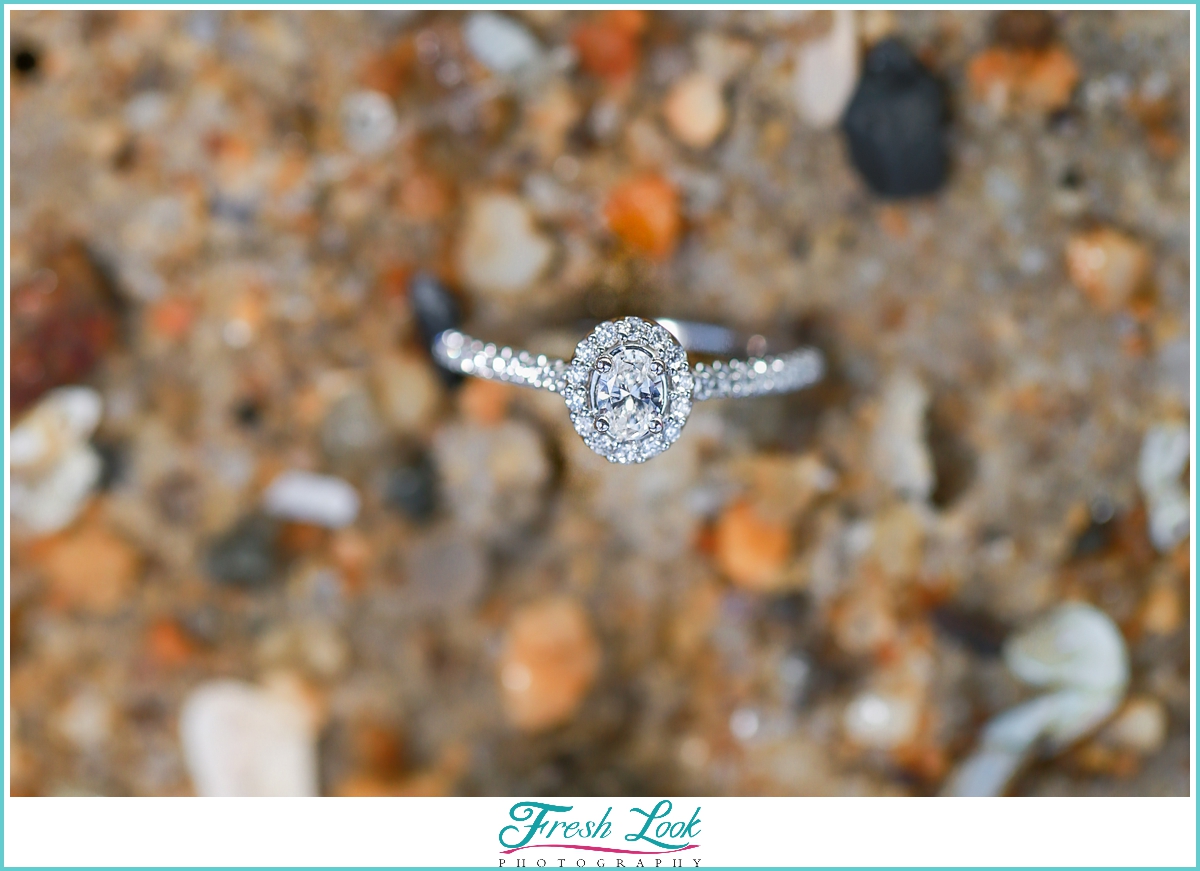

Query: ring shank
left=431, top=319, right=823, bottom=401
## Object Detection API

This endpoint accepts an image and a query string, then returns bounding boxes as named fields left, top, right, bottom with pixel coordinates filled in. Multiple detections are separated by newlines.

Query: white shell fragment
left=341, top=90, right=399, bottom=155
left=793, top=10, right=859, bottom=129
left=1137, top=423, right=1190, bottom=552
left=873, top=371, right=934, bottom=501
left=11, top=387, right=105, bottom=535
left=463, top=12, right=542, bottom=74
left=262, top=470, right=361, bottom=528
left=179, top=680, right=318, bottom=797
left=945, top=603, right=1129, bottom=797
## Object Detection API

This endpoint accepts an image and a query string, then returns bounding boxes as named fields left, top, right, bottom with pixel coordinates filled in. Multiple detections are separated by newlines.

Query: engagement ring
left=432, top=316, right=824, bottom=464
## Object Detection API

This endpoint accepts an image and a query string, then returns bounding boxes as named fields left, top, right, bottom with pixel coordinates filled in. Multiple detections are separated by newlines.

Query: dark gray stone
left=205, top=513, right=280, bottom=588
left=841, top=39, right=949, bottom=199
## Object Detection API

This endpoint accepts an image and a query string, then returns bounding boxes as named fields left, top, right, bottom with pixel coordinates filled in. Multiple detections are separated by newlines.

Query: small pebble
left=968, top=44, right=1079, bottom=116
left=714, top=500, right=792, bottom=592
left=663, top=71, right=727, bottom=148
left=146, top=618, right=198, bottom=668
left=262, top=470, right=361, bottom=529
left=12, top=242, right=119, bottom=414
left=869, top=503, right=924, bottom=580
left=341, top=90, right=399, bottom=155
left=603, top=174, right=681, bottom=260
left=41, top=523, right=139, bottom=615
left=458, top=377, right=514, bottom=426
left=320, top=390, right=385, bottom=471
left=457, top=193, right=554, bottom=297
left=463, top=12, right=541, bottom=74
left=793, top=10, right=859, bottom=129
left=1136, top=423, right=1189, bottom=552
left=11, top=386, right=105, bottom=535
left=499, top=597, right=601, bottom=732
left=729, top=707, right=760, bottom=741
left=1065, top=227, right=1152, bottom=313
left=56, top=688, right=112, bottom=752
left=375, top=354, right=443, bottom=434
left=383, top=452, right=439, bottom=523
left=844, top=689, right=920, bottom=749
left=1100, top=696, right=1168, bottom=755
left=1139, top=576, right=1182, bottom=636
left=571, top=13, right=640, bottom=81
left=204, top=513, right=280, bottom=588
left=872, top=371, right=935, bottom=501
left=842, top=39, right=948, bottom=198
left=179, top=679, right=319, bottom=796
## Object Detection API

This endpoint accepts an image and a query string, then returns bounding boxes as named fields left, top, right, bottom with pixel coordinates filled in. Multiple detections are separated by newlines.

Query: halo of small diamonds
left=564, top=317, right=694, bottom=464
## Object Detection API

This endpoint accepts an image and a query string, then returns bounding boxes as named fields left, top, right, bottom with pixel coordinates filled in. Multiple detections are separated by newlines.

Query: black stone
left=204, top=513, right=280, bottom=588
left=233, top=397, right=263, bottom=428
left=92, top=438, right=129, bottom=491
left=841, top=39, right=949, bottom=199
left=931, top=605, right=1009, bottom=656
left=13, top=44, right=39, bottom=77
left=1070, top=518, right=1113, bottom=560
left=383, top=453, right=438, bottom=523
left=409, top=272, right=464, bottom=388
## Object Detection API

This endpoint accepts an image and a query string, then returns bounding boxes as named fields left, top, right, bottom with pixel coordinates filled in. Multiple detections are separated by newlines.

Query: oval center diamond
left=589, top=346, right=667, bottom=441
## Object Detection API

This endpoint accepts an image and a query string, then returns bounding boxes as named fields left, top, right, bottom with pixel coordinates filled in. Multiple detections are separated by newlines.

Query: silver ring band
left=432, top=316, right=824, bottom=464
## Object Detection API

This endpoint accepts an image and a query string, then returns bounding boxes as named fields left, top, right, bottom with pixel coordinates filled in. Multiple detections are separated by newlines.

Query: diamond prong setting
left=565, top=316, right=694, bottom=464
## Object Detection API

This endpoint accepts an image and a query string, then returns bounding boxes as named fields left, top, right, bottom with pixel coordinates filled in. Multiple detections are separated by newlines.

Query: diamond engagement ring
left=432, top=316, right=824, bottom=464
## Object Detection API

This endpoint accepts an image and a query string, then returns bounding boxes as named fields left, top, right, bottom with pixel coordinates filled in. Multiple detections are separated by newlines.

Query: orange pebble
left=148, top=297, right=195, bottom=341
left=603, top=9, right=648, bottom=35
left=967, top=45, right=1079, bottom=114
left=714, top=501, right=792, bottom=591
left=603, top=174, right=681, bottom=260
left=278, top=522, right=328, bottom=556
left=41, top=523, right=140, bottom=615
left=398, top=172, right=452, bottom=222
left=1065, top=226, right=1152, bottom=313
left=146, top=618, right=196, bottom=667
left=499, top=597, right=601, bottom=732
left=1021, top=45, right=1080, bottom=114
left=458, top=378, right=514, bottom=426
left=572, top=19, right=639, bottom=81
left=331, top=528, right=372, bottom=591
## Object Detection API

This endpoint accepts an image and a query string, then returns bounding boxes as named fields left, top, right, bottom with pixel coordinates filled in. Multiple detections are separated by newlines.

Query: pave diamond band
left=432, top=316, right=824, bottom=464
left=432, top=330, right=569, bottom=393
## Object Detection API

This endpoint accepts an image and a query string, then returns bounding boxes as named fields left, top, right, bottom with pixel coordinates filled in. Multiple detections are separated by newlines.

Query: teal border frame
left=1, top=2, right=1196, bottom=868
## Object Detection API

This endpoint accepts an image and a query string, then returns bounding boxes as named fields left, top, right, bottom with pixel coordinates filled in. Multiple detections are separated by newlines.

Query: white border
left=4, top=4, right=1196, bottom=869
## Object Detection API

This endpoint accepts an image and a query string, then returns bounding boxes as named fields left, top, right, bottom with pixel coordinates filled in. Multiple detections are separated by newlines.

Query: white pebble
left=340, top=90, right=399, bottom=155
left=56, top=688, right=112, bottom=752
left=463, top=12, right=541, bottom=74
left=1103, top=696, right=1168, bottom=755
left=663, top=71, right=727, bottom=149
left=872, top=371, right=935, bottom=501
left=125, top=91, right=169, bottom=132
left=792, top=11, right=858, bottom=129
left=730, top=708, right=760, bottom=741
left=11, top=387, right=105, bottom=535
left=457, top=193, right=554, bottom=296
left=1137, top=423, right=1190, bottom=552
left=945, top=604, right=1128, bottom=796
left=262, top=470, right=360, bottom=528
left=179, top=680, right=318, bottom=796
left=844, top=689, right=919, bottom=749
